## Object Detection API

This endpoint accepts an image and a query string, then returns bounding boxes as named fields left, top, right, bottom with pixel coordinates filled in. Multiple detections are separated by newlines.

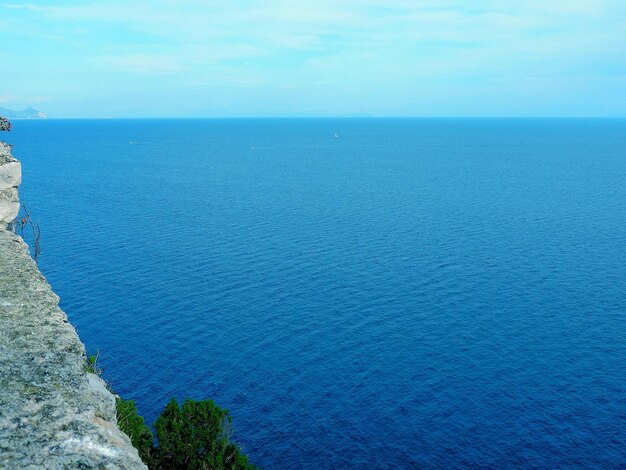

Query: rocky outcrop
left=0, top=144, right=146, bottom=469
left=0, top=142, right=21, bottom=227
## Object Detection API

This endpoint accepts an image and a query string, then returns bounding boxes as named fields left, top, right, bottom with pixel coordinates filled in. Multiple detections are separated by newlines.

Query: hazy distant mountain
left=0, top=107, right=47, bottom=119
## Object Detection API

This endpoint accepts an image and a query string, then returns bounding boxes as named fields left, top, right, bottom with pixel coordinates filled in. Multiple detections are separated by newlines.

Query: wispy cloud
left=0, top=94, right=53, bottom=105
left=93, top=54, right=186, bottom=75
left=2, top=1, right=625, bottom=116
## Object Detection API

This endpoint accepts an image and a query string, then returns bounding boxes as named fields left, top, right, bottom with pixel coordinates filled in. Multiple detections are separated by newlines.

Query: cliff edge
left=0, top=142, right=21, bottom=226
left=0, top=144, right=146, bottom=468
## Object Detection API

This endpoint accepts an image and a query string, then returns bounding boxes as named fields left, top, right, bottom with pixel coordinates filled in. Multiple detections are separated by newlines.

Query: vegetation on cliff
left=115, top=398, right=154, bottom=464
left=87, top=351, right=255, bottom=468
left=116, top=397, right=256, bottom=469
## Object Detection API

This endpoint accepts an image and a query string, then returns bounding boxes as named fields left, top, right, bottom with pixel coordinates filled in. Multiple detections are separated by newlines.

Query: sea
left=9, top=118, right=626, bottom=468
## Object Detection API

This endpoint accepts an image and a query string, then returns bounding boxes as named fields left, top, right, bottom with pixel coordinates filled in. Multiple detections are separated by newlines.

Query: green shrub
left=85, top=354, right=102, bottom=375
left=152, top=398, right=255, bottom=470
left=114, top=396, right=255, bottom=469
left=116, top=398, right=155, bottom=464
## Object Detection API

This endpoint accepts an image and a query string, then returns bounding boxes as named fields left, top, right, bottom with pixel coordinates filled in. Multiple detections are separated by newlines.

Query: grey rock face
left=0, top=143, right=20, bottom=227
left=0, top=140, right=147, bottom=468
left=0, top=162, right=21, bottom=190
left=0, top=230, right=147, bottom=469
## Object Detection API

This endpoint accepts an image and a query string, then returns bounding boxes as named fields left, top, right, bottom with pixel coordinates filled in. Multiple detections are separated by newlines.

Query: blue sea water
left=8, top=118, right=626, bottom=468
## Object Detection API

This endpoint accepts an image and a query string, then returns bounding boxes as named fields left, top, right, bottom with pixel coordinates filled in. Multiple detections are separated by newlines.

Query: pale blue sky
left=1, top=0, right=625, bottom=118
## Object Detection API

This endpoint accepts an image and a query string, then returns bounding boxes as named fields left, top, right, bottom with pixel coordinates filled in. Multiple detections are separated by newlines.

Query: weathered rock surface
left=0, top=142, right=20, bottom=226
left=0, top=230, right=147, bottom=469
left=0, top=142, right=146, bottom=468
left=0, top=162, right=21, bottom=191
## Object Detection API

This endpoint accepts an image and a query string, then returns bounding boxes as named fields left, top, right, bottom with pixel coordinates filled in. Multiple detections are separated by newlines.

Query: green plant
left=152, top=398, right=255, bottom=470
left=85, top=353, right=102, bottom=376
left=85, top=352, right=255, bottom=468
left=116, top=397, right=154, bottom=464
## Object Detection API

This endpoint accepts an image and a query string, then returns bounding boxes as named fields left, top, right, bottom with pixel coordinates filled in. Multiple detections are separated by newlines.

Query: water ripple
left=11, top=118, right=626, bottom=468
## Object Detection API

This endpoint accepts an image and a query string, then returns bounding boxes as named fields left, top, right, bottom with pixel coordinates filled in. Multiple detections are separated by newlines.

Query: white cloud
left=0, top=94, right=53, bottom=105
left=2, top=0, right=626, bottom=116
left=93, top=54, right=186, bottom=74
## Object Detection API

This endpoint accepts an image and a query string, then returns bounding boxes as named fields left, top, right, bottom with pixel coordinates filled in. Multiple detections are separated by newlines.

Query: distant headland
left=0, top=107, right=47, bottom=119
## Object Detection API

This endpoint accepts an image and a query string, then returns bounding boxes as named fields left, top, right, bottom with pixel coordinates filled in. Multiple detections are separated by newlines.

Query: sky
left=1, top=0, right=625, bottom=118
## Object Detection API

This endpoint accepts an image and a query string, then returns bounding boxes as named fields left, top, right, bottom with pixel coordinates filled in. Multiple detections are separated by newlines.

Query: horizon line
left=6, top=115, right=626, bottom=121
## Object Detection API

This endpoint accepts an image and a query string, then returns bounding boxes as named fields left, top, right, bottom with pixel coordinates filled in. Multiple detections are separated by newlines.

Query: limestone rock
left=0, top=161, right=21, bottom=190
left=0, top=143, right=20, bottom=229
left=0, top=230, right=147, bottom=469
left=0, top=189, right=19, bottom=225
left=0, top=142, right=13, bottom=162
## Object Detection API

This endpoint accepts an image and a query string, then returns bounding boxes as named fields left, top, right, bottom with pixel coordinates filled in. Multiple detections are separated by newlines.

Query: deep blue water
left=9, top=118, right=626, bottom=468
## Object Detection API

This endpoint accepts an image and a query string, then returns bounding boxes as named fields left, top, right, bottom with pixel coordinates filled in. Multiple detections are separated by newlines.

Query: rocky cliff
left=0, top=142, right=21, bottom=227
left=0, top=144, right=146, bottom=469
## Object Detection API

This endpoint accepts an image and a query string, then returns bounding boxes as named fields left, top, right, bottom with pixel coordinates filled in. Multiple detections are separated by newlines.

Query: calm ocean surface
left=10, top=118, right=626, bottom=468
